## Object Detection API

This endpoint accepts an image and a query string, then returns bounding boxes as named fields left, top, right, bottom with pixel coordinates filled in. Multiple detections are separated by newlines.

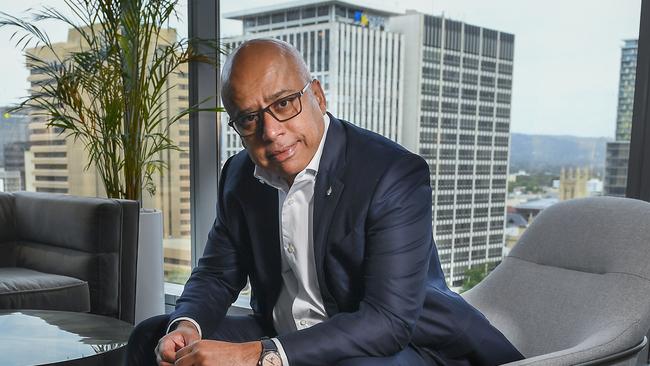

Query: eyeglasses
left=228, top=80, right=314, bottom=137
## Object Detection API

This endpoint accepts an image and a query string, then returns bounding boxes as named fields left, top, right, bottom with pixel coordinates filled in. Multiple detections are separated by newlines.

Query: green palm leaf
left=1, top=0, right=222, bottom=201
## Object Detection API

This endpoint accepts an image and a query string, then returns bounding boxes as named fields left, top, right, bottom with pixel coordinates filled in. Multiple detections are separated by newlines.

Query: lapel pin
left=326, top=186, right=332, bottom=196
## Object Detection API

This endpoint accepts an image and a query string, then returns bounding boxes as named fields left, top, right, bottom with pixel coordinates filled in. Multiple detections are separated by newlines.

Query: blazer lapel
left=313, top=113, right=347, bottom=315
left=244, top=177, right=282, bottom=308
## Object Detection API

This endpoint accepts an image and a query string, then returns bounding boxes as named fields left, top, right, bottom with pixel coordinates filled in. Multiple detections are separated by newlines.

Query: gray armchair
left=0, top=191, right=139, bottom=324
left=463, top=196, right=650, bottom=365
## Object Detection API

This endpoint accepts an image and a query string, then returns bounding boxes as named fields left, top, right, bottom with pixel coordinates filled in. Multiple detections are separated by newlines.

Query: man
left=127, top=38, right=524, bottom=366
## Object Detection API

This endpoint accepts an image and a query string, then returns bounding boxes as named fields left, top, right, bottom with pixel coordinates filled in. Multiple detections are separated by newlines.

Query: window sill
left=164, top=282, right=252, bottom=314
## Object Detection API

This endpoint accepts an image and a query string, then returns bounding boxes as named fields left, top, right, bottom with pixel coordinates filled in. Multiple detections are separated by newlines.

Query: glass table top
left=0, top=310, right=133, bottom=366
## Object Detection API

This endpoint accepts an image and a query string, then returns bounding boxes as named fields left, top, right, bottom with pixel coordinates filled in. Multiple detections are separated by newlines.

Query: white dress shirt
left=169, top=114, right=331, bottom=366
left=254, top=114, right=330, bottom=365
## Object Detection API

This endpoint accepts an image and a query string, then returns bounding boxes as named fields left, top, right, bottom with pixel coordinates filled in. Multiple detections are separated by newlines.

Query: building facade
left=0, top=108, right=29, bottom=166
left=559, top=167, right=590, bottom=200
left=222, top=1, right=515, bottom=287
left=0, top=108, right=30, bottom=190
left=604, top=39, right=637, bottom=196
left=0, top=169, right=21, bottom=192
left=605, top=141, right=630, bottom=196
left=388, top=12, right=514, bottom=286
left=3, top=142, right=30, bottom=191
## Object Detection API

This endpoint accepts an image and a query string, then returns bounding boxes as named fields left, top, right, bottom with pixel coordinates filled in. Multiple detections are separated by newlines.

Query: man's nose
left=261, top=111, right=285, bottom=141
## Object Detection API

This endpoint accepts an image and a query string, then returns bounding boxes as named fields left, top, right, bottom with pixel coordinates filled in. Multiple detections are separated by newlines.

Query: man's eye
left=240, top=114, right=257, bottom=123
left=276, top=99, right=290, bottom=108
left=275, top=96, right=297, bottom=109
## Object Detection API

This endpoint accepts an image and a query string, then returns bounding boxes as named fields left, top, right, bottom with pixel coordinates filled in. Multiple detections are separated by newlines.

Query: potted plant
left=0, top=0, right=220, bottom=322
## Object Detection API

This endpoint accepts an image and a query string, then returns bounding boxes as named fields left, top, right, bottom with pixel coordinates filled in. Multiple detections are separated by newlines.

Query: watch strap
left=261, top=337, right=278, bottom=352
left=258, top=337, right=281, bottom=366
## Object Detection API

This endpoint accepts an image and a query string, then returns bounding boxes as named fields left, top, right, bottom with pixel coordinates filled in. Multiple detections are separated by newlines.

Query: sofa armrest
left=10, top=192, right=139, bottom=321
left=503, top=337, right=647, bottom=366
left=0, top=192, right=16, bottom=245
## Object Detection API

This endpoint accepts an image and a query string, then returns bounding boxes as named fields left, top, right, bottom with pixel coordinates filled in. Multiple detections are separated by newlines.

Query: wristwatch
left=258, top=337, right=282, bottom=366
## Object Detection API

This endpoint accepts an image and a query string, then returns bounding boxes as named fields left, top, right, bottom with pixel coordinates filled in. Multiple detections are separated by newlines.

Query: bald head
left=221, top=39, right=311, bottom=111
left=219, top=37, right=328, bottom=186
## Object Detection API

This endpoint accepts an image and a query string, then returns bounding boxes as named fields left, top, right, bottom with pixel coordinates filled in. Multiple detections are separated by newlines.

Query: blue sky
left=0, top=0, right=642, bottom=138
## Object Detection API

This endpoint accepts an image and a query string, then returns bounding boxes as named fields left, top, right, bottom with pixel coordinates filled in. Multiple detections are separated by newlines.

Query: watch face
left=262, top=352, right=282, bottom=366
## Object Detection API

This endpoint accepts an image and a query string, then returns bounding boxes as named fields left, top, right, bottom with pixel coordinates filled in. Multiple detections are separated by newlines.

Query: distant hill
left=509, top=133, right=612, bottom=175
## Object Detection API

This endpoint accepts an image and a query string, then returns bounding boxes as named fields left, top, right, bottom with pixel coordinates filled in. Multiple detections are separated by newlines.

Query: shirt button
left=299, top=320, right=308, bottom=327
left=286, top=198, right=295, bottom=205
left=287, top=244, right=295, bottom=254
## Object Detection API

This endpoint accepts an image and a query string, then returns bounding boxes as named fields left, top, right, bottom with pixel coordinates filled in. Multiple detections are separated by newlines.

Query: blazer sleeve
left=168, top=156, right=248, bottom=337
left=277, top=153, right=434, bottom=365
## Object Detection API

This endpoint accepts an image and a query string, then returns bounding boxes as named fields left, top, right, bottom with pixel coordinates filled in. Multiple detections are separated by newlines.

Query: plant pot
left=135, top=208, right=165, bottom=324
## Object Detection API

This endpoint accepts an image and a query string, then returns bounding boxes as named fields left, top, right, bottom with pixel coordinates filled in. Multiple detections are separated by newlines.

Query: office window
left=213, top=0, right=645, bottom=294
left=0, top=0, right=195, bottom=286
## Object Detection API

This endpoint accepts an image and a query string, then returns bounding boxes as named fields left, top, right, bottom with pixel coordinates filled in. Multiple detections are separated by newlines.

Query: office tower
left=0, top=108, right=30, bottom=190
left=221, top=1, right=515, bottom=287
left=0, top=169, right=21, bottom=192
left=221, top=1, right=405, bottom=160
left=0, top=108, right=29, bottom=167
left=605, top=39, right=637, bottom=196
left=4, top=142, right=30, bottom=191
left=25, top=27, right=191, bottom=279
left=388, top=13, right=514, bottom=286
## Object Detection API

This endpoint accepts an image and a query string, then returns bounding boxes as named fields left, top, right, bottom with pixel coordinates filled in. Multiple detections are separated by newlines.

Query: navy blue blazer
left=171, top=114, right=523, bottom=365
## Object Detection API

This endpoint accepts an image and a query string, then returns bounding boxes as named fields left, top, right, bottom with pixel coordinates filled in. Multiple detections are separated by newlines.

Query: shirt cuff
left=271, top=337, right=289, bottom=366
left=167, top=317, right=203, bottom=339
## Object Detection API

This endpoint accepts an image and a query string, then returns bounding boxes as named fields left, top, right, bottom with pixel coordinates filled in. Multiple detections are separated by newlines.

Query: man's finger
left=174, top=349, right=196, bottom=366
left=156, top=337, right=178, bottom=363
left=174, top=342, right=195, bottom=361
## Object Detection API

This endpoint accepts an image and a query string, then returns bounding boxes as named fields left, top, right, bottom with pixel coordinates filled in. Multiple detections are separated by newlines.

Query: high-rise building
left=0, top=108, right=30, bottom=190
left=0, top=169, right=21, bottom=192
left=388, top=12, right=514, bottom=287
left=0, top=107, right=29, bottom=167
left=605, top=39, right=637, bottom=197
left=222, top=1, right=515, bottom=287
left=614, top=40, right=638, bottom=143
left=0, top=108, right=29, bottom=167
left=4, top=142, right=30, bottom=190
left=25, top=27, right=191, bottom=280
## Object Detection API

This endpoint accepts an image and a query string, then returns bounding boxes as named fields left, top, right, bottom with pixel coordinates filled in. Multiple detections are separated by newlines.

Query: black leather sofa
left=0, top=191, right=139, bottom=324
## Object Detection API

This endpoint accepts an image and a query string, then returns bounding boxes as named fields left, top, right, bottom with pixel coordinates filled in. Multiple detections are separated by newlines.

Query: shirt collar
left=254, top=113, right=331, bottom=190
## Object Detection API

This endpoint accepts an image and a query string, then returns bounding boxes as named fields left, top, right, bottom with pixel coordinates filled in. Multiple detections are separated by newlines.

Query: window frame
left=166, top=0, right=221, bottom=305
left=627, top=0, right=650, bottom=202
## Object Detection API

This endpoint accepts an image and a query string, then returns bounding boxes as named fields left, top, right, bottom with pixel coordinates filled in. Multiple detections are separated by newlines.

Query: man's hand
left=155, top=321, right=201, bottom=366
left=174, top=340, right=262, bottom=366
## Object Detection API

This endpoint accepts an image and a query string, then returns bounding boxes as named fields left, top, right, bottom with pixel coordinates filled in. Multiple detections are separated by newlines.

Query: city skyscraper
left=221, top=1, right=515, bottom=287
left=388, top=12, right=514, bottom=286
left=0, top=107, right=29, bottom=190
left=0, top=107, right=29, bottom=167
left=605, top=39, right=637, bottom=197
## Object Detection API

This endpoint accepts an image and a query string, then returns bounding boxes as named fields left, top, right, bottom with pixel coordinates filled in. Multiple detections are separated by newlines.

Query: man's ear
left=311, top=79, right=327, bottom=113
